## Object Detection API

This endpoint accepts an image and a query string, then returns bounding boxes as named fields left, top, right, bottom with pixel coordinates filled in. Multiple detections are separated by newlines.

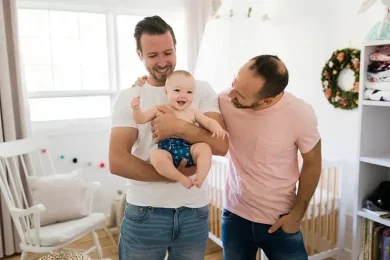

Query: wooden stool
left=38, top=251, right=91, bottom=260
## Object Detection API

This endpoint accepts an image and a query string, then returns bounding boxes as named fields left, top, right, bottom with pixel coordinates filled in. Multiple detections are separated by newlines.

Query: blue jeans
left=118, top=203, right=209, bottom=260
left=222, top=208, right=308, bottom=260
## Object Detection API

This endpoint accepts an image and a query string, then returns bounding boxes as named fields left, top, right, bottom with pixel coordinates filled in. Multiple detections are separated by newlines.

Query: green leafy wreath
left=321, top=48, right=361, bottom=110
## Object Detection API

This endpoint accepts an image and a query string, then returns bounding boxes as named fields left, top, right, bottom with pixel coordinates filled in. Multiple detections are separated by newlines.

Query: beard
left=231, top=98, right=261, bottom=109
left=231, top=98, right=244, bottom=108
left=148, top=65, right=173, bottom=83
left=231, top=98, right=251, bottom=109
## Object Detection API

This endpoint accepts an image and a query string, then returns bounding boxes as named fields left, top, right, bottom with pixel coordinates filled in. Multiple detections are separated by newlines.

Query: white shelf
left=363, top=100, right=390, bottom=107
left=360, top=154, right=390, bottom=167
left=364, top=39, right=390, bottom=46
left=353, top=39, right=390, bottom=260
left=358, top=210, right=390, bottom=227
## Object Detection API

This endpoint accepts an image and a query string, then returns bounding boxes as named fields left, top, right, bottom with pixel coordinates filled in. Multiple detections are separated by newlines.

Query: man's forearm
left=109, top=150, right=170, bottom=182
left=175, top=120, right=228, bottom=156
left=291, top=160, right=322, bottom=220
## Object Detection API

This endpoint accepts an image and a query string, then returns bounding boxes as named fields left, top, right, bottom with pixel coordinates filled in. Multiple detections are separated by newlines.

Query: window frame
left=17, top=1, right=188, bottom=125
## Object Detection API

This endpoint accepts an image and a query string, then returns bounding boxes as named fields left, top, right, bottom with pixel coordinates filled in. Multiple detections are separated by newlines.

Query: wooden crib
left=207, top=156, right=346, bottom=260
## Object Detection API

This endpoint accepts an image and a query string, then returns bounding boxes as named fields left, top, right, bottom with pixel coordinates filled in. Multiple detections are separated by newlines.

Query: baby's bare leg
left=190, top=143, right=212, bottom=188
left=150, top=149, right=193, bottom=189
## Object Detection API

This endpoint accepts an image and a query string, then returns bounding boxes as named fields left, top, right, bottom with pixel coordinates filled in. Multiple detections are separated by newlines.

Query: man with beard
left=109, top=16, right=228, bottom=260
left=219, top=55, right=322, bottom=260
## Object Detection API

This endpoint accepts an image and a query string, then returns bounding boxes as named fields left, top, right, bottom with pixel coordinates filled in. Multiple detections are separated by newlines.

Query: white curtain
left=194, top=14, right=286, bottom=94
left=193, top=1, right=308, bottom=94
left=186, top=0, right=222, bottom=73
left=0, top=0, right=31, bottom=257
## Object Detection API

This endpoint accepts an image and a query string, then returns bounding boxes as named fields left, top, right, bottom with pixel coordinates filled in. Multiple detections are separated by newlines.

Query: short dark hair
left=250, top=55, right=289, bottom=99
left=134, top=15, right=177, bottom=53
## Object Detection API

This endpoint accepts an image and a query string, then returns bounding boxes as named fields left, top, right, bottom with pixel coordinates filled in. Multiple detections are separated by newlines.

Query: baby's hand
left=131, top=96, right=141, bottom=110
left=212, top=128, right=229, bottom=139
left=131, top=75, right=148, bottom=88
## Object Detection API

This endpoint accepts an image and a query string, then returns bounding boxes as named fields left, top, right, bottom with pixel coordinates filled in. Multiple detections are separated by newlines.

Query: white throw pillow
left=27, top=168, right=89, bottom=226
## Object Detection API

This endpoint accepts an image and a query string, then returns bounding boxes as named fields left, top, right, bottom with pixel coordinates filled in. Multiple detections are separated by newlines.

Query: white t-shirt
left=110, top=80, right=221, bottom=208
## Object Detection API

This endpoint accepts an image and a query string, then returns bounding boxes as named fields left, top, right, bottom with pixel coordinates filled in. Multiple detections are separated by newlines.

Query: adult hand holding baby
left=130, top=75, right=181, bottom=143
left=151, top=107, right=180, bottom=143
left=129, top=71, right=221, bottom=189
left=131, top=75, right=148, bottom=87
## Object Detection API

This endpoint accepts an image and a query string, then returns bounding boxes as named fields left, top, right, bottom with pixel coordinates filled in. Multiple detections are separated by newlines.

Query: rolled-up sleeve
left=296, top=105, right=321, bottom=154
left=197, top=80, right=221, bottom=114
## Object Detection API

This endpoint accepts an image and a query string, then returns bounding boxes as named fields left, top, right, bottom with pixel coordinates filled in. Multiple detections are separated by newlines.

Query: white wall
left=196, top=0, right=385, bottom=218
left=32, top=118, right=125, bottom=215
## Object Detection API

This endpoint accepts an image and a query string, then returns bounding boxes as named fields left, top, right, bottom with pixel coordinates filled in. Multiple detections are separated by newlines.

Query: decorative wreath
left=321, top=48, right=361, bottom=110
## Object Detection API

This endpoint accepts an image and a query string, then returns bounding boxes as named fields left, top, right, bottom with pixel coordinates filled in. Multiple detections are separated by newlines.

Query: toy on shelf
left=358, top=0, right=390, bottom=40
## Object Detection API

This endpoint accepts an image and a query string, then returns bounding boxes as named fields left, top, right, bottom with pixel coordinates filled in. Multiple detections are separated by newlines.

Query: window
left=18, top=9, right=111, bottom=121
left=116, top=15, right=148, bottom=90
left=29, top=96, right=111, bottom=121
left=17, top=7, right=188, bottom=122
left=116, top=14, right=188, bottom=90
left=18, top=9, right=110, bottom=92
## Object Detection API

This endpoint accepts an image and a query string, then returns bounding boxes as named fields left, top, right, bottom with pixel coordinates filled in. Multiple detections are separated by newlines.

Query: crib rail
left=207, top=156, right=345, bottom=259
left=301, top=161, right=344, bottom=256
left=207, top=156, right=227, bottom=243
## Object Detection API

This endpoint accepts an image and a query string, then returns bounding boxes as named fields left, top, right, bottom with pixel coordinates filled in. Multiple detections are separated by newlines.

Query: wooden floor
left=3, top=229, right=223, bottom=260
left=2, top=230, right=335, bottom=260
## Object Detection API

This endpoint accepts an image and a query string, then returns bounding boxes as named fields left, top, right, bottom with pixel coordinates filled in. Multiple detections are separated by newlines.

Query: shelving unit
left=358, top=210, right=390, bottom=227
left=353, top=39, right=390, bottom=259
left=362, top=100, right=390, bottom=107
left=360, top=154, right=390, bottom=168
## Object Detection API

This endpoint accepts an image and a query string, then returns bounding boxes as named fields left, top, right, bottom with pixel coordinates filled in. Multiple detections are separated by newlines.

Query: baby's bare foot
left=193, top=177, right=205, bottom=188
left=180, top=176, right=194, bottom=189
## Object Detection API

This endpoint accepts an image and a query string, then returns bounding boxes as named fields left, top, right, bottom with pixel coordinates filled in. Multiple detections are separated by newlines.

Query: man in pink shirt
left=219, top=54, right=322, bottom=260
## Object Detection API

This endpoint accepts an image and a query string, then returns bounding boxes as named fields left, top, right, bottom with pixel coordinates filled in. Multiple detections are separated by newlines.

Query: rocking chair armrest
left=86, top=181, right=101, bottom=191
left=11, top=204, right=45, bottom=246
left=10, top=204, right=45, bottom=218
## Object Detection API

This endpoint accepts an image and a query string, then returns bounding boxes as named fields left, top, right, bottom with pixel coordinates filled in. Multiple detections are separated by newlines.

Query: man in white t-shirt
left=109, top=16, right=228, bottom=260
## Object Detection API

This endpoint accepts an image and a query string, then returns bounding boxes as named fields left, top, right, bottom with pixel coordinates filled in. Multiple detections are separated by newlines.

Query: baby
left=130, top=70, right=228, bottom=189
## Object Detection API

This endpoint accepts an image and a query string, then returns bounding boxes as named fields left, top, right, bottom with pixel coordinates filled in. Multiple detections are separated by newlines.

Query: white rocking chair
left=0, top=137, right=107, bottom=260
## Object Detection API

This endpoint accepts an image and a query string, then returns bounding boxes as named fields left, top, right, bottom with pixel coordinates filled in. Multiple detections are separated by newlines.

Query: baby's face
left=165, top=75, right=195, bottom=111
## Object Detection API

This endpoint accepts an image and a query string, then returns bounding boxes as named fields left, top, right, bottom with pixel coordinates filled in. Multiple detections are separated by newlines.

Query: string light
left=40, top=148, right=106, bottom=168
